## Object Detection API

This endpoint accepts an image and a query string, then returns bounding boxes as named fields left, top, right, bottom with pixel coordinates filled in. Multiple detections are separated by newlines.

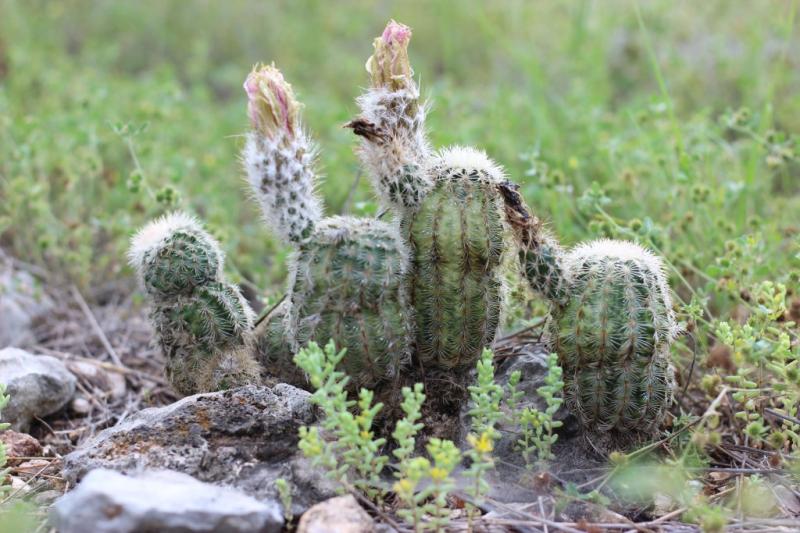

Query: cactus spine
left=129, top=213, right=261, bottom=395
left=243, top=63, right=412, bottom=391
left=350, top=22, right=508, bottom=372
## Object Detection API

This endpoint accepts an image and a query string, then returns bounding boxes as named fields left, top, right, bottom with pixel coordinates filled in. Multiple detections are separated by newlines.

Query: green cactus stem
left=289, top=216, right=412, bottom=390
left=404, top=147, right=507, bottom=370
left=350, top=23, right=510, bottom=372
left=129, top=212, right=261, bottom=395
left=552, top=239, right=677, bottom=434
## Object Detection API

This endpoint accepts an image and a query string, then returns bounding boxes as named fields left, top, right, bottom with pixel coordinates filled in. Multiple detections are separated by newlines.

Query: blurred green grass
left=0, top=0, right=797, bottom=312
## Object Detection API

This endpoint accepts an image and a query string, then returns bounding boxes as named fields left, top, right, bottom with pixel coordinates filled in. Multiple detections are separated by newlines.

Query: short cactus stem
left=348, top=20, right=431, bottom=210
left=129, top=212, right=261, bottom=395
left=243, top=64, right=322, bottom=245
left=288, top=216, right=412, bottom=390
left=519, top=231, right=567, bottom=305
left=552, top=239, right=677, bottom=436
left=496, top=181, right=568, bottom=305
left=129, top=211, right=223, bottom=298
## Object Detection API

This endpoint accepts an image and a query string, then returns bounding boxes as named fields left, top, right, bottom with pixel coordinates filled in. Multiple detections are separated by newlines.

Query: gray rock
left=51, top=468, right=283, bottom=533
left=0, top=254, right=51, bottom=348
left=297, top=494, right=375, bottom=533
left=0, top=347, right=77, bottom=431
left=62, top=384, right=337, bottom=514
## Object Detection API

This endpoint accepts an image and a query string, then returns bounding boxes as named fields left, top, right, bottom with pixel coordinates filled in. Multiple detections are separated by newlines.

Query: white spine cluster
left=433, top=146, right=506, bottom=183
left=127, top=211, right=223, bottom=283
left=563, top=238, right=679, bottom=343
left=244, top=129, right=323, bottom=245
left=354, top=87, right=432, bottom=210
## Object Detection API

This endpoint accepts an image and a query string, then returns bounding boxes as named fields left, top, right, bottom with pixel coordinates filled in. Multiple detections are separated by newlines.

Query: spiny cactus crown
left=561, top=239, right=677, bottom=340
left=243, top=64, right=323, bottom=245
left=129, top=211, right=223, bottom=298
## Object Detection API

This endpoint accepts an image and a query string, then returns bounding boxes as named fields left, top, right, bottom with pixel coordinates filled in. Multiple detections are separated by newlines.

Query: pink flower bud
left=381, top=19, right=412, bottom=46
left=367, top=20, right=413, bottom=90
left=243, top=63, right=300, bottom=138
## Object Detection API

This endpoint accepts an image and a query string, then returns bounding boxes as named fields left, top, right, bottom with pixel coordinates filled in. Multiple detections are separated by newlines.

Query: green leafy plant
left=509, top=353, right=564, bottom=468
left=294, top=341, right=387, bottom=499
left=275, top=477, right=293, bottom=525
left=464, top=348, right=502, bottom=507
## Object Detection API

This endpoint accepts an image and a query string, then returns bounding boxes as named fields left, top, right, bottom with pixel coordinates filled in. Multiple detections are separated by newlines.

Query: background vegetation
left=2, top=0, right=797, bottom=299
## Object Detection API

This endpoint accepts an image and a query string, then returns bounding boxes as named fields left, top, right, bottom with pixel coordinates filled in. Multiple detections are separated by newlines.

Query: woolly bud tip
left=366, top=20, right=413, bottom=90
left=243, top=63, right=301, bottom=138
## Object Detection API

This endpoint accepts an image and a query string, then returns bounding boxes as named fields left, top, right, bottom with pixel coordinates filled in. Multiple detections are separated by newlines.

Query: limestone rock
left=62, top=384, right=336, bottom=514
left=51, top=469, right=283, bottom=533
left=0, top=254, right=51, bottom=348
left=0, top=347, right=76, bottom=431
left=297, top=495, right=375, bottom=533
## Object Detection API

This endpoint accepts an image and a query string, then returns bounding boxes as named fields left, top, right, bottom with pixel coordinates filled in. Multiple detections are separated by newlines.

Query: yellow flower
left=393, top=478, right=414, bottom=496
left=468, top=432, right=494, bottom=454
left=429, top=467, right=448, bottom=482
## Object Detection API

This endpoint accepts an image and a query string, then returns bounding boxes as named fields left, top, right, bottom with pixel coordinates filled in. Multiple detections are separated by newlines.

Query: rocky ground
left=2, top=250, right=798, bottom=532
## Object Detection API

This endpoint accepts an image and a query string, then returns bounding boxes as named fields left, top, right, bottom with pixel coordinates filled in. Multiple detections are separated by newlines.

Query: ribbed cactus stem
left=348, top=20, right=431, bottom=210
left=553, top=239, right=677, bottom=434
left=405, top=147, right=506, bottom=370
left=243, top=64, right=322, bottom=245
left=129, top=212, right=261, bottom=395
left=289, top=216, right=412, bottom=390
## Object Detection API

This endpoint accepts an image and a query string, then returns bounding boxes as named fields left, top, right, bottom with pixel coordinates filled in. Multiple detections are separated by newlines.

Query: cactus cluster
left=129, top=20, right=677, bottom=443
